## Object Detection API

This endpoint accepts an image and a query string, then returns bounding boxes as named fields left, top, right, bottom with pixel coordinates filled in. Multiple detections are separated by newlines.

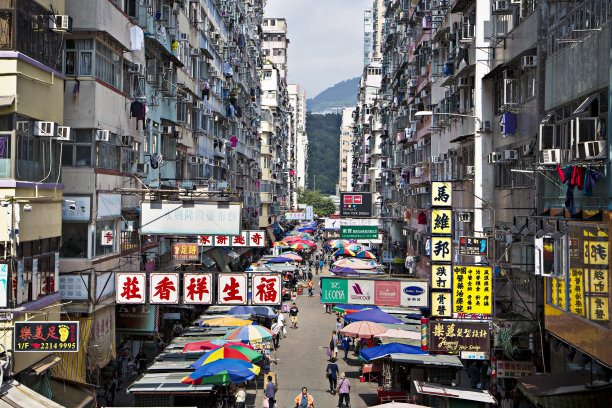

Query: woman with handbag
left=326, top=358, right=339, bottom=394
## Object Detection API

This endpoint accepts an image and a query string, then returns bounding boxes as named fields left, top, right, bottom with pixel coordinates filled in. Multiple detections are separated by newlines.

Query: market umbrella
left=329, top=267, right=360, bottom=276
left=223, top=325, right=275, bottom=343
left=344, top=309, right=403, bottom=324
left=333, top=248, right=356, bottom=257
left=332, top=304, right=380, bottom=314
left=181, top=358, right=261, bottom=385
left=252, top=306, right=276, bottom=318
left=280, top=252, right=303, bottom=261
left=189, top=346, right=263, bottom=368
left=331, top=241, right=346, bottom=249
left=374, top=329, right=421, bottom=341
left=182, top=340, right=254, bottom=353
left=282, top=236, right=303, bottom=243
left=346, top=243, right=361, bottom=252
left=289, top=242, right=313, bottom=251
left=228, top=306, right=256, bottom=315
left=359, top=342, right=427, bottom=362
left=333, top=258, right=377, bottom=270
left=355, top=250, right=377, bottom=259
left=266, top=256, right=295, bottom=263
left=340, top=321, right=388, bottom=339
left=199, top=316, right=253, bottom=327
left=299, top=232, right=314, bottom=239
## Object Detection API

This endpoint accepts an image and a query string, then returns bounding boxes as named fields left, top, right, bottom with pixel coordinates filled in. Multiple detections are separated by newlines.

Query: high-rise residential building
left=364, top=8, right=373, bottom=66
left=288, top=84, right=308, bottom=202
left=262, top=18, right=289, bottom=82
left=338, top=108, right=355, bottom=193
left=370, top=0, right=385, bottom=62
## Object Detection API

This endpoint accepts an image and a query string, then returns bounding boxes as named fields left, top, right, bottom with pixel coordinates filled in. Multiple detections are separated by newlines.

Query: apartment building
left=262, top=18, right=289, bottom=82
left=338, top=107, right=355, bottom=193
left=288, top=84, right=309, bottom=202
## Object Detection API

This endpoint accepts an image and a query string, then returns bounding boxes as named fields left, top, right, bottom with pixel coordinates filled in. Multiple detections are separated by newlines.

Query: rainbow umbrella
left=331, top=241, right=346, bottom=249
left=181, top=358, right=260, bottom=385
left=346, top=244, right=361, bottom=252
left=199, top=316, right=253, bottom=327
left=356, top=250, right=377, bottom=259
left=333, top=258, right=377, bottom=270
left=182, top=340, right=253, bottom=353
left=189, top=346, right=263, bottom=368
left=290, top=241, right=315, bottom=251
left=280, top=252, right=303, bottom=261
left=333, top=248, right=356, bottom=257
left=223, top=325, right=275, bottom=343
left=299, top=232, right=314, bottom=240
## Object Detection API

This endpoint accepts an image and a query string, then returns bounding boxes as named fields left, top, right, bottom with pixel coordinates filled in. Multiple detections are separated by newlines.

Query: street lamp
left=414, top=110, right=483, bottom=130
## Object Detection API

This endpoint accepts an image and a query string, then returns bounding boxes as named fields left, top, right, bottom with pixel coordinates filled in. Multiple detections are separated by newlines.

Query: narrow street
left=251, top=266, right=379, bottom=408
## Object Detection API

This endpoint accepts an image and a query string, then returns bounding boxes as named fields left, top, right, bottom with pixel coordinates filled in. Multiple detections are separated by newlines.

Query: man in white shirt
left=276, top=311, right=286, bottom=338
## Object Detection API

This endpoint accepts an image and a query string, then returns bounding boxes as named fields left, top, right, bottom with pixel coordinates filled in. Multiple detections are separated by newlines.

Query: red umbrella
left=282, top=236, right=303, bottom=243
left=182, top=340, right=254, bottom=353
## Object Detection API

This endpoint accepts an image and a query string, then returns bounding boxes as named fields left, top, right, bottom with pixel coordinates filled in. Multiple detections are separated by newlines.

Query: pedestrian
left=277, top=311, right=286, bottom=338
left=235, top=383, right=246, bottom=408
left=289, top=302, right=299, bottom=329
left=294, top=386, right=314, bottom=407
left=341, top=336, right=351, bottom=361
left=308, top=270, right=313, bottom=281
left=308, top=280, right=314, bottom=297
left=326, top=358, right=339, bottom=394
left=107, top=373, right=119, bottom=406
left=319, top=259, right=324, bottom=273
left=172, top=320, right=183, bottom=338
left=335, top=317, right=343, bottom=339
left=271, top=321, right=281, bottom=348
left=264, top=375, right=276, bottom=408
left=136, top=347, right=147, bottom=373
left=329, top=330, right=339, bottom=360
left=315, top=263, right=320, bottom=274
left=336, top=372, right=351, bottom=408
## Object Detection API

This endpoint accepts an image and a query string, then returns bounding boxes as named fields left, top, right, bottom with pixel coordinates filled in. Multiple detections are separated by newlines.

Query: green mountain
left=306, top=113, right=342, bottom=195
left=306, top=77, right=359, bottom=113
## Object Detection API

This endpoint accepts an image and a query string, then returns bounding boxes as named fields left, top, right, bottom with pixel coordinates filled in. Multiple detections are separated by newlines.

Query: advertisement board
left=429, top=321, right=490, bottom=354
left=15, top=321, right=79, bottom=352
left=140, top=201, right=241, bottom=235
left=452, top=266, right=493, bottom=314
left=341, top=226, right=378, bottom=239
left=340, top=192, right=373, bottom=217
left=459, top=236, right=489, bottom=257
left=62, top=196, right=91, bottom=221
left=321, top=277, right=428, bottom=307
left=321, top=278, right=349, bottom=304
left=324, top=217, right=381, bottom=230
left=172, top=243, right=199, bottom=260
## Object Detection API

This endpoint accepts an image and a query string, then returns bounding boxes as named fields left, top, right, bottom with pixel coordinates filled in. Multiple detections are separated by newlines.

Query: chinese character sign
left=252, top=274, right=282, bottom=305
left=431, top=291, right=452, bottom=317
left=183, top=273, right=213, bottom=304
left=198, top=235, right=213, bottom=246
left=217, top=274, right=247, bottom=304
left=431, top=264, right=452, bottom=289
left=568, top=269, right=585, bottom=316
left=150, top=273, right=179, bottom=304
left=432, top=209, right=452, bottom=235
left=215, top=235, right=230, bottom=247
left=116, top=273, right=146, bottom=304
left=101, top=229, right=114, bottom=246
left=231, top=232, right=249, bottom=247
left=452, top=266, right=492, bottom=314
left=431, top=182, right=452, bottom=207
left=496, top=361, right=535, bottom=378
left=431, top=237, right=452, bottom=262
left=589, top=296, right=609, bottom=322
left=15, top=321, right=79, bottom=352
left=249, top=231, right=265, bottom=247
left=429, top=321, right=490, bottom=354
left=172, top=243, right=199, bottom=261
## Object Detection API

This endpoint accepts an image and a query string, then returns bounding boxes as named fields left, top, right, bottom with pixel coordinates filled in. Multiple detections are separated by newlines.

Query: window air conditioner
left=466, top=165, right=475, bottom=176
left=56, top=126, right=71, bottom=141
left=431, top=155, right=440, bottom=163
left=190, top=48, right=201, bottom=56
left=136, top=162, right=150, bottom=175
left=34, top=121, right=56, bottom=137
left=493, top=0, right=510, bottom=13
left=521, top=56, right=537, bottom=69
left=457, top=212, right=472, bottom=222
left=578, top=140, right=607, bottom=160
left=173, top=130, right=183, bottom=139
left=189, top=156, right=199, bottom=164
left=540, top=149, right=569, bottom=165
left=121, top=221, right=135, bottom=232
left=50, top=15, right=72, bottom=32
left=96, top=129, right=110, bottom=142
left=414, top=97, right=422, bottom=104
left=504, top=149, right=518, bottom=160
left=488, top=152, right=503, bottom=163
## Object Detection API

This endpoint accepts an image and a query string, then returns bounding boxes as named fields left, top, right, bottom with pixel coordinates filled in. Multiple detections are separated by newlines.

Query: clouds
left=265, top=0, right=371, bottom=97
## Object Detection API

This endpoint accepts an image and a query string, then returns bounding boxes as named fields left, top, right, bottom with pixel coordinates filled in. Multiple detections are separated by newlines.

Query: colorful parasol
left=181, top=358, right=260, bottom=385
left=355, top=250, right=377, bottom=259
left=331, top=241, right=346, bottom=249
left=281, top=236, right=303, bottom=243
left=199, top=316, right=253, bottom=327
left=223, top=325, right=275, bottom=343
left=189, top=346, right=263, bottom=369
left=340, top=320, right=388, bottom=339
left=289, top=242, right=314, bottom=251
left=333, top=248, right=356, bottom=257
left=333, top=258, right=377, bottom=270
left=280, top=252, right=303, bottom=261
left=182, top=340, right=253, bottom=353
left=346, top=243, right=362, bottom=252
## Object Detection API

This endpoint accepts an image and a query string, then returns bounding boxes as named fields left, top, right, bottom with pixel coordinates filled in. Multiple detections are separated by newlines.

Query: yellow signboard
left=452, top=266, right=492, bottom=314
left=556, top=277, right=566, bottom=310
left=431, top=237, right=452, bottom=262
left=431, top=264, right=452, bottom=290
left=431, top=291, right=452, bottom=317
left=589, top=269, right=609, bottom=294
left=432, top=209, right=452, bottom=235
left=568, top=269, right=585, bottom=317
left=584, top=241, right=608, bottom=265
left=589, top=296, right=609, bottom=321
left=431, top=182, right=452, bottom=207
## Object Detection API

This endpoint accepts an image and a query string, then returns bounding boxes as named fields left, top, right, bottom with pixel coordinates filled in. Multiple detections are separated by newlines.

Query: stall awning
left=414, top=381, right=497, bottom=404
left=49, top=379, right=95, bottom=408
left=127, top=372, right=214, bottom=394
left=0, top=380, right=64, bottom=408
left=387, top=352, right=464, bottom=367
left=29, top=355, right=61, bottom=374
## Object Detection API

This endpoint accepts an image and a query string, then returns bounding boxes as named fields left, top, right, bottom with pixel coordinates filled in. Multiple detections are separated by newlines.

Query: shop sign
left=431, top=237, right=452, bottom=262
left=324, top=218, right=381, bottom=230
left=459, top=236, right=489, bottom=257
left=340, top=192, right=373, bottom=217
left=116, top=273, right=146, bottom=304
left=231, top=232, right=249, bottom=247
left=321, top=278, right=349, bottom=303
left=59, top=275, right=89, bottom=301
left=347, top=280, right=374, bottom=304
left=172, top=243, right=199, bottom=260
left=62, top=196, right=91, bottom=221
left=217, top=273, right=248, bottom=305
left=460, top=351, right=489, bottom=360
left=285, top=212, right=306, bottom=220
left=198, top=231, right=265, bottom=247
left=100, top=229, right=114, bottom=246
left=183, top=273, right=213, bottom=304
left=215, top=235, right=230, bottom=246
left=431, top=264, right=452, bottom=290
left=340, top=225, right=378, bottom=239
left=431, top=209, right=452, bottom=235
left=0, top=264, right=7, bottom=308
left=15, top=321, right=79, bottom=352
left=249, top=231, right=265, bottom=247
left=150, top=273, right=179, bottom=304
left=251, top=274, right=282, bottom=305
left=140, top=201, right=241, bottom=235
left=452, top=266, right=492, bottom=315
left=305, top=206, right=314, bottom=220
left=431, top=291, right=452, bottom=317
left=116, top=305, right=158, bottom=332
left=400, top=281, right=428, bottom=307
left=322, top=278, right=428, bottom=307
left=429, top=321, right=490, bottom=354
left=496, top=360, right=535, bottom=378
left=431, top=182, right=452, bottom=207
left=374, top=281, right=401, bottom=306
left=163, top=313, right=181, bottom=320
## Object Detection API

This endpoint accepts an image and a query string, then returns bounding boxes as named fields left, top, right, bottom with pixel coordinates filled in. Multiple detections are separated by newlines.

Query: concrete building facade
left=262, top=18, right=289, bottom=82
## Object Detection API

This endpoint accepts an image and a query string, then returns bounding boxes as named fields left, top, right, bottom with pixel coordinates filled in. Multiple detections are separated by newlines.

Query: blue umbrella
left=266, top=256, right=294, bottom=263
left=359, top=342, right=427, bottom=362
left=252, top=306, right=276, bottom=318
left=343, top=308, right=404, bottom=324
left=228, top=306, right=256, bottom=315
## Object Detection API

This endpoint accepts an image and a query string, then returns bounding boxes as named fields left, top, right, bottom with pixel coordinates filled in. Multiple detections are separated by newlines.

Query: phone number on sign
left=17, top=342, right=77, bottom=350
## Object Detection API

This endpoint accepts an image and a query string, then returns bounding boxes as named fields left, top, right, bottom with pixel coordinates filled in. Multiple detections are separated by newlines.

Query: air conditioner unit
left=203, top=109, right=213, bottom=116
left=136, top=162, right=150, bottom=175
left=493, top=0, right=510, bottom=13
left=173, top=130, right=183, bottom=139
left=50, top=15, right=72, bottom=32
left=540, top=149, right=569, bottom=165
left=96, top=129, right=110, bottom=142
left=578, top=141, right=607, bottom=160
left=178, top=32, right=189, bottom=41
left=56, top=126, right=70, bottom=141
left=34, top=121, right=56, bottom=137
left=521, top=144, right=531, bottom=156
left=415, top=167, right=424, bottom=177
left=466, top=165, right=475, bottom=176
left=157, top=66, right=166, bottom=74
left=121, top=220, right=135, bottom=232
left=504, top=149, right=518, bottom=160
left=457, top=212, right=472, bottom=222
left=521, top=56, right=537, bottom=69
left=128, top=63, right=143, bottom=74
left=488, top=152, right=503, bottom=163
left=189, top=156, right=199, bottom=164
left=162, top=125, right=174, bottom=135
left=458, top=77, right=472, bottom=87
left=409, top=78, right=418, bottom=87
left=421, top=89, right=430, bottom=97
left=16, top=121, right=29, bottom=133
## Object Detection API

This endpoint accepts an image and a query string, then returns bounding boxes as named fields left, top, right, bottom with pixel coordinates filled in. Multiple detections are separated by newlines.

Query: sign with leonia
left=15, top=321, right=79, bottom=352
left=429, top=321, right=489, bottom=354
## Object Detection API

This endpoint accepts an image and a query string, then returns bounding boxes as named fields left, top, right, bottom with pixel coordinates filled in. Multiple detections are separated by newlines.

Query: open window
left=573, top=117, right=607, bottom=160
left=535, top=236, right=567, bottom=278
left=539, top=122, right=570, bottom=164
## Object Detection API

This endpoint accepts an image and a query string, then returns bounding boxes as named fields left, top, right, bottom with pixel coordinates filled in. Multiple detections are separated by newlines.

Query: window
left=61, top=129, right=94, bottom=167
left=64, top=39, right=94, bottom=76
left=97, top=142, right=120, bottom=170
left=61, top=223, right=88, bottom=258
left=95, top=40, right=122, bottom=89
left=16, top=134, right=61, bottom=182
left=273, top=48, right=284, bottom=56
left=121, top=147, right=137, bottom=173
left=95, top=219, right=117, bottom=257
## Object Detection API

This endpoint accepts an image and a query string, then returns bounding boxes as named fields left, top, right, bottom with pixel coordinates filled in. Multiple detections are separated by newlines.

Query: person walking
left=264, top=376, right=276, bottom=408
left=335, top=317, right=343, bottom=340
left=329, top=330, right=339, bottom=360
left=318, top=259, right=324, bottom=274
left=326, top=358, right=339, bottom=394
left=276, top=311, right=286, bottom=338
left=289, top=302, right=299, bottom=329
left=336, top=372, right=351, bottom=408
left=235, top=383, right=246, bottom=408
left=308, top=280, right=314, bottom=297
left=341, top=336, right=351, bottom=361
left=294, top=387, right=314, bottom=408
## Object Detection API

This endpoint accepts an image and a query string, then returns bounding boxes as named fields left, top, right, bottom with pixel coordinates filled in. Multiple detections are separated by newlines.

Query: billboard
left=321, top=277, right=428, bottom=307
left=429, top=321, right=490, bottom=354
left=324, top=217, right=382, bottom=230
left=340, top=192, right=373, bottom=217
left=140, top=201, right=241, bottom=235
left=15, top=321, right=79, bottom=352
left=452, top=266, right=493, bottom=314
left=341, top=226, right=378, bottom=239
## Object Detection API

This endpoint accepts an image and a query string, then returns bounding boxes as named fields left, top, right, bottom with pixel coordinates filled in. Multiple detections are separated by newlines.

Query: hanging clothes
left=500, top=112, right=517, bottom=135
left=230, top=136, right=238, bottom=147
left=417, top=212, right=427, bottom=225
left=130, top=26, right=144, bottom=50
left=130, top=100, right=146, bottom=130
left=583, top=168, right=602, bottom=196
left=457, top=46, right=469, bottom=66
left=422, top=16, right=432, bottom=30
left=558, top=165, right=588, bottom=215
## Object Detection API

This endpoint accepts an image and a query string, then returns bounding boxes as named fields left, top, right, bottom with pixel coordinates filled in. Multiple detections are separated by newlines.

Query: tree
left=297, top=189, right=337, bottom=217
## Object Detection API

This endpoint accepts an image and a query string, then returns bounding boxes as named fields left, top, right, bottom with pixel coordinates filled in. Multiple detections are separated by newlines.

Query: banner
left=217, top=274, right=248, bottom=305
left=140, top=201, right=241, bottom=235
left=321, top=277, right=428, bottom=307
left=15, top=321, right=79, bottom=352
left=452, top=266, right=493, bottom=314
left=324, top=217, right=381, bottom=230
left=172, top=243, right=199, bottom=260
left=429, top=321, right=490, bottom=354
left=198, top=230, right=265, bottom=247
left=340, top=192, right=373, bottom=217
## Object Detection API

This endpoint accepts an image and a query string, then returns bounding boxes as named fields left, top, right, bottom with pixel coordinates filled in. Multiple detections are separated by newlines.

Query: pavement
left=250, top=263, right=379, bottom=408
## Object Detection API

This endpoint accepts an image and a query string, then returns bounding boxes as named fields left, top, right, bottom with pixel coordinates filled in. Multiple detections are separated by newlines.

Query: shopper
left=336, top=372, right=351, bottom=408
left=335, top=317, right=343, bottom=339
left=326, top=358, right=339, bottom=394
left=289, top=302, right=299, bottom=329
left=341, top=336, right=351, bottom=361
left=235, top=383, right=246, bottom=408
left=276, top=311, right=286, bottom=338
left=264, top=376, right=276, bottom=408
left=308, top=280, right=314, bottom=297
left=294, top=387, right=314, bottom=407
left=329, top=330, right=339, bottom=360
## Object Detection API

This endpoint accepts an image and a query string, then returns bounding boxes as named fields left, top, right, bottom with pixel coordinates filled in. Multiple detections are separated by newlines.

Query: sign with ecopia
left=321, top=279, right=348, bottom=303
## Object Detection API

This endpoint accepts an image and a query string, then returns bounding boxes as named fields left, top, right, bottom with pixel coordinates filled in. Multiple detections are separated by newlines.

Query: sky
left=264, top=0, right=372, bottom=98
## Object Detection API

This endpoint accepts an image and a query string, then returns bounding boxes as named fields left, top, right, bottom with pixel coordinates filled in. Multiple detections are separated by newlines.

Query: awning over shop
left=49, top=379, right=95, bottom=408
left=127, top=372, right=214, bottom=394
left=414, top=381, right=497, bottom=404
left=387, top=352, right=464, bottom=367
left=29, top=355, right=61, bottom=375
left=0, top=380, right=64, bottom=408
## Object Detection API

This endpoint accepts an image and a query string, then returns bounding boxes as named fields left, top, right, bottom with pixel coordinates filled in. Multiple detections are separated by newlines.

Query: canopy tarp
left=360, top=342, right=426, bottom=362
left=344, top=308, right=404, bottom=324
